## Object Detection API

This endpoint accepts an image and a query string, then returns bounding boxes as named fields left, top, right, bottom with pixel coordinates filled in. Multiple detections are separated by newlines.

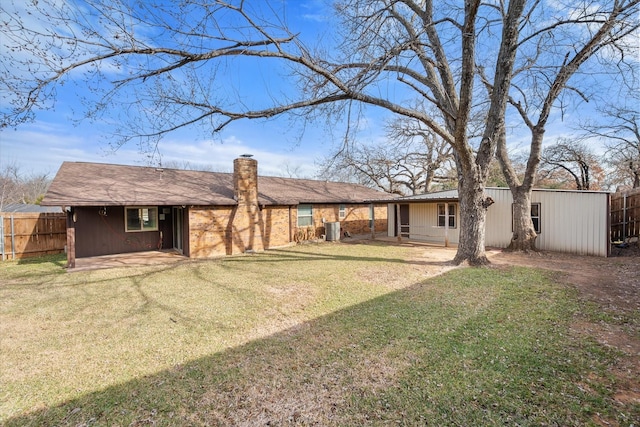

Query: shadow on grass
left=0, top=253, right=67, bottom=284
left=4, top=267, right=623, bottom=426
left=222, top=246, right=456, bottom=268
left=15, top=253, right=67, bottom=267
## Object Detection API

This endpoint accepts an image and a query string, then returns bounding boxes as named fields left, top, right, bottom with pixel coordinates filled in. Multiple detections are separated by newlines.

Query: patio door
left=173, top=207, right=184, bottom=254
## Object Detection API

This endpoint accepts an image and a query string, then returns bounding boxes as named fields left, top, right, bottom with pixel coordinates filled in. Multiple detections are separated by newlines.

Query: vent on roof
left=240, top=153, right=253, bottom=158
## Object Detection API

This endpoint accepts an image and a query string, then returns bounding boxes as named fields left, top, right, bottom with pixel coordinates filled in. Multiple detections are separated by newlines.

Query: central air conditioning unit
left=325, top=222, right=341, bottom=241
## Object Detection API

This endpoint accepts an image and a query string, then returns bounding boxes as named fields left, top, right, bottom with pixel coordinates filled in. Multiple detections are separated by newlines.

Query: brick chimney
left=234, top=154, right=258, bottom=204
left=230, top=155, right=263, bottom=253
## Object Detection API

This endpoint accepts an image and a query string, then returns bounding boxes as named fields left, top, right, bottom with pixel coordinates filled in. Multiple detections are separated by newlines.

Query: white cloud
left=0, top=120, right=324, bottom=179
left=157, top=135, right=320, bottom=177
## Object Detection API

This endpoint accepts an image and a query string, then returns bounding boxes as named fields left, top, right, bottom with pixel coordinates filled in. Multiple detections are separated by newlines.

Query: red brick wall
left=293, top=203, right=388, bottom=240
left=262, top=206, right=293, bottom=248
left=187, top=203, right=388, bottom=258
left=188, top=205, right=293, bottom=258
left=189, top=206, right=233, bottom=258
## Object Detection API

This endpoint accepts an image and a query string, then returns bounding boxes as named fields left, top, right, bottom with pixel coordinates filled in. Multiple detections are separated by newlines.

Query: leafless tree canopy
left=320, top=114, right=455, bottom=194
left=0, top=163, right=51, bottom=210
left=539, top=138, right=605, bottom=190
left=581, top=90, right=640, bottom=189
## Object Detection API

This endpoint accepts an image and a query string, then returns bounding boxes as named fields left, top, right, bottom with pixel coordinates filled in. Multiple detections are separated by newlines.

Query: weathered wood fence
left=610, top=189, right=640, bottom=242
left=1, top=212, right=67, bottom=260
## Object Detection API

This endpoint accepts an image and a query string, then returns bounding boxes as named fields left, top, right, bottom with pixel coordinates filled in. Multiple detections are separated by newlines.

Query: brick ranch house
left=41, top=156, right=391, bottom=268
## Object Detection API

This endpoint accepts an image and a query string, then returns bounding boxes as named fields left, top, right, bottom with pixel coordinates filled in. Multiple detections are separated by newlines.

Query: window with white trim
left=125, top=207, right=158, bottom=232
left=339, top=204, right=346, bottom=219
left=297, top=204, right=313, bottom=227
left=437, top=203, right=456, bottom=228
left=530, top=203, right=541, bottom=233
left=511, top=203, right=542, bottom=234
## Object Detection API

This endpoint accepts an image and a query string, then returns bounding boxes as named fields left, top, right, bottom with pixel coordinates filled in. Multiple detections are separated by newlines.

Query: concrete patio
left=70, top=250, right=187, bottom=272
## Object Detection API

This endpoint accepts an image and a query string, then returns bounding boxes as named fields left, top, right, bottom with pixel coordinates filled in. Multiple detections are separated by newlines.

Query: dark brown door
left=173, top=207, right=184, bottom=254
left=399, top=204, right=410, bottom=237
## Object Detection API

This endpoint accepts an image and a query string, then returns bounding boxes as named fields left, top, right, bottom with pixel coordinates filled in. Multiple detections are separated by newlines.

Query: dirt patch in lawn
left=490, top=249, right=640, bottom=410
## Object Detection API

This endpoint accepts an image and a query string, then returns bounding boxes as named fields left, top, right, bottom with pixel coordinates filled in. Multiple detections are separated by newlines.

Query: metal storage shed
left=387, top=188, right=610, bottom=257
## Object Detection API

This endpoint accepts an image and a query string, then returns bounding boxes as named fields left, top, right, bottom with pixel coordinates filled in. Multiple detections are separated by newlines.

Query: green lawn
left=0, top=243, right=635, bottom=426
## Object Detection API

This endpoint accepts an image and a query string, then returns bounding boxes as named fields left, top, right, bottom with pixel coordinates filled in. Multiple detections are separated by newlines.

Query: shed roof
left=380, top=187, right=610, bottom=203
left=41, top=161, right=393, bottom=207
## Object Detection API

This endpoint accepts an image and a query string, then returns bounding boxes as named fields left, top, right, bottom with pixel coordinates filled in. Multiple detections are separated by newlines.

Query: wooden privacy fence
left=610, top=189, right=640, bottom=242
left=1, top=212, right=67, bottom=260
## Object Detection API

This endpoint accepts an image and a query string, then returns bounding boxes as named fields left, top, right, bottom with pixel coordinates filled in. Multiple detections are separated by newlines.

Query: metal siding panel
left=485, top=188, right=512, bottom=248
left=409, top=204, right=431, bottom=240
left=409, top=203, right=459, bottom=244
left=532, top=190, right=607, bottom=256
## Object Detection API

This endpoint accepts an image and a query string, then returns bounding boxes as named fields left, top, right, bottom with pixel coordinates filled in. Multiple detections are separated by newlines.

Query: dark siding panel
left=183, top=207, right=190, bottom=257
left=74, top=206, right=162, bottom=257
left=158, top=207, right=173, bottom=249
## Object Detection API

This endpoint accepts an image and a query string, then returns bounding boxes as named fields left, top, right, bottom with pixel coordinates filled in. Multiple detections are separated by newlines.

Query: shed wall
left=387, top=202, right=460, bottom=244
left=484, top=188, right=609, bottom=256
left=387, top=205, right=395, bottom=237
left=409, top=203, right=460, bottom=244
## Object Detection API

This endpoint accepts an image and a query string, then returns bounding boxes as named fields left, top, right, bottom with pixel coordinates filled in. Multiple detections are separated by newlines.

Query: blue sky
left=0, top=0, right=630, bottom=181
left=0, top=0, right=350, bottom=178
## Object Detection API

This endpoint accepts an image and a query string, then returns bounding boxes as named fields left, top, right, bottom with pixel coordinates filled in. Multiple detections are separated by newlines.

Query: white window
left=437, top=203, right=456, bottom=228
left=531, top=203, right=541, bottom=233
left=125, top=207, right=158, bottom=232
left=511, top=203, right=542, bottom=234
left=297, top=204, right=313, bottom=227
left=339, top=204, right=346, bottom=219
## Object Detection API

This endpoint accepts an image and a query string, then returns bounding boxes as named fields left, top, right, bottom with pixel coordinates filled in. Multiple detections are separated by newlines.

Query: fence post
left=622, top=193, right=627, bottom=241
left=1, top=215, right=4, bottom=261
left=11, top=215, right=15, bottom=260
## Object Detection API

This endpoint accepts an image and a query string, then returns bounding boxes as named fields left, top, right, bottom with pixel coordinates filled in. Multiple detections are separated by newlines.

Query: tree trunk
left=453, top=169, right=491, bottom=266
left=508, top=187, right=538, bottom=252
left=496, top=126, right=542, bottom=253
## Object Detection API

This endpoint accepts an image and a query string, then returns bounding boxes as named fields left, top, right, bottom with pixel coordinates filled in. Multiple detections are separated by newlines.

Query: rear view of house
left=42, top=156, right=390, bottom=267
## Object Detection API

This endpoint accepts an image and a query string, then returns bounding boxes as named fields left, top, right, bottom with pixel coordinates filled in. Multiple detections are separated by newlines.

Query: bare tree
left=278, top=161, right=308, bottom=179
left=0, top=164, right=21, bottom=211
left=0, top=163, right=51, bottom=210
left=321, top=115, right=454, bottom=194
left=582, top=90, right=640, bottom=189
left=3, top=1, right=636, bottom=263
left=539, top=139, right=605, bottom=190
left=160, top=160, right=217, bottom=172
left=492, top=0, right=639, bottom=251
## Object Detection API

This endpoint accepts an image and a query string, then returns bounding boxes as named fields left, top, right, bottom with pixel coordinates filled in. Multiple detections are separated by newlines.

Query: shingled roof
left=41, top=162, right=393, bottom=207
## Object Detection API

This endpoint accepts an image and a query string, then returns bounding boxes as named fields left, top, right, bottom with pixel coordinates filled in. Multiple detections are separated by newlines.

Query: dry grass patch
left=1, top=246, right=636, bottom=426
left=0, top=243, right=425, bottom=422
